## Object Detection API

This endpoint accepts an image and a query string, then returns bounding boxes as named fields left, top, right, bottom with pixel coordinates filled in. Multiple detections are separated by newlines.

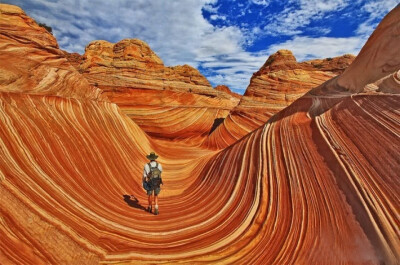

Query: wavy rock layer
left=204, top=50, right=355, bottom=149
left=0, top=5, right=104, bottom=101
left=0, top=3, right=399, bottom=265
left=104, top=88, right=236, bottom=143
left=67, top=38, right=240, bottom=144
left=215, top=85, right=242, bottom=99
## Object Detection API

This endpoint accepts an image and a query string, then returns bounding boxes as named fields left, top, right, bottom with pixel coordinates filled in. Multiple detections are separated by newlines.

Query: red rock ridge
left=62, top=50, right=83, bottom=69
left=66, top=39, right=240, bottom=144
left=215, top=85, right=242, bottom=99
left=0, top=4, right=105, bottom=101
left=203, top=50, right=355, bottom=149
left=78, top=39, right=212, bottom=92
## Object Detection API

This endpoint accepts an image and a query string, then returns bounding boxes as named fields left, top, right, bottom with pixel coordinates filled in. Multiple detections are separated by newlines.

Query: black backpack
left=147, top=162, right=162, bottom=187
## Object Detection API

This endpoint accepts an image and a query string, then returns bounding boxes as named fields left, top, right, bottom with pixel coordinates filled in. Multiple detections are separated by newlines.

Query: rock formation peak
left=262, top=49, right=297, bottom=68
left=0, top=3, right=103, bottom=100
left=0, top=3, right=24, bottom=14
left=81, top=38, right=164, bottom=71
left=0, top=3, right=58, bottom=49
left=65, top=35, right=239, bottom=144
left=204, top=51, right=356, bottom=149
left=215, top=85, right=241, bottom=99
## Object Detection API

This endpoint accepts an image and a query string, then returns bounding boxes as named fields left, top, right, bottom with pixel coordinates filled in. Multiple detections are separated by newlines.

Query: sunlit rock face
left=0, top=4, right=104, bottom=101
left=66, top=38, right=240, bottom=144
left=0, top=3, right=399, bottom=265
left=204, top=50, right=355, bottom=149
left=214, top=84, right=242, bottom=99
left=197, top=92, right=399, bottom=264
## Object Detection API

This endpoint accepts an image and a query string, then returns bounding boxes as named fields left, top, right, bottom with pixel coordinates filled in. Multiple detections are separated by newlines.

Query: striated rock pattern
left=214, top=84, right=242, bottom=99
left=0, top=3, right=399, bottom=265
left=0, top=4, right=105, bottom=101
left=204, top=50, right=355, bottom=149
left=77, top=38, right=220, bottom=96
left=67, top=38, right=240, bottom=144
left=105, top=88, right=237, bottom=143
left=61, top=50, right=84, bottom=70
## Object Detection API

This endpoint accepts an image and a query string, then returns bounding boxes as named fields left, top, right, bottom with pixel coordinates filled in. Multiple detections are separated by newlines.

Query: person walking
left=143, top=152, right=163, bottom=215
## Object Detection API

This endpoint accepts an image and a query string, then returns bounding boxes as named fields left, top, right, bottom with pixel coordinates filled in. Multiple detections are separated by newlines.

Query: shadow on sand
left=123, top=195, right=146, bottom=211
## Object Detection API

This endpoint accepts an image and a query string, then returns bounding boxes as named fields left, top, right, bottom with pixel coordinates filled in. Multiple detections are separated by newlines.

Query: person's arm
left=143, top=164, right=148, bottom=181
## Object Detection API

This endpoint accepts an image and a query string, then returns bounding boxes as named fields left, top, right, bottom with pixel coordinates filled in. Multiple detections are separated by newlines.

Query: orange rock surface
left=66, top=38, right=240, bottom=144
left=0, top=5, right=104, bottom=101
left=0, top=3, right=399, bottom=265
left=214, top=84, right=242, bottom=99
left=204, top=50, right=355, bottom=149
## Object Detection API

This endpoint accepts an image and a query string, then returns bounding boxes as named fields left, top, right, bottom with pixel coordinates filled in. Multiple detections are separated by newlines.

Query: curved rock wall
left=0, top=3, right=399, bottom=265
left=69, top=38, right=240, bottom=144
left=204, top=50, right=355, bottom=149
left=0, top=4, right=104, bottom=101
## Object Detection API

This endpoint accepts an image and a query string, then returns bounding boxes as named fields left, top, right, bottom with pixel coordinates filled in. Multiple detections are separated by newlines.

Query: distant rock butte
left=214, top=85, right=242, bottom=99
left=78, top=39, right=211, bottom=92
left=246, top=49, right=355, bottom=99
left=204, top=50, right=355, bottom=149
left=64, top=38, right=240, bottom=143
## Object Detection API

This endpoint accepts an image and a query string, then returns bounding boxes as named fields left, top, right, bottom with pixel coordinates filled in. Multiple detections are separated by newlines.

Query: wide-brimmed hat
left=146, top=152, right=158, bottom=160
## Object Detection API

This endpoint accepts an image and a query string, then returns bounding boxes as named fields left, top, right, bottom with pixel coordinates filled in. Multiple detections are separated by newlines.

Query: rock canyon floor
left=0, top=3, right=399, bottom=265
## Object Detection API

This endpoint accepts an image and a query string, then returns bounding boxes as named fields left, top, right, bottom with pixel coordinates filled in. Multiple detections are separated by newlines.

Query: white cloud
left=356, top=0, right=399, bottom=36
left=207, top=72, right=253, bottom=94
left=252, top=0, right=270, bottom=6
left=251, top=0, right=269, bottom=6
left=266, top=36, right=365, bottom=61
left=5, top=0, right=269, bottom=92
left=264, top=0, right=350, bottom=36
left=203, top=3, right=219, bottom=13
left=3, top=0, right=398, bottom=94
left=210, top=14, right=226, bottom=20
left=199, top=51, right=269, bottom=93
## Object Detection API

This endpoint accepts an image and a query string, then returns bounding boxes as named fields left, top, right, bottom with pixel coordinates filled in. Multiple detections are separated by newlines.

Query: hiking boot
left=147, top=206, right=152, bottom=213
left=154, top=209, right=159, bottom=215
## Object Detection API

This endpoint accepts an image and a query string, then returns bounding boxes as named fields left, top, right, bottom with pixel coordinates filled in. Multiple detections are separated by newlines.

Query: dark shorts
left=147, top=186, right=161, bottom=196
left=143, top=181, right=161, bottom=196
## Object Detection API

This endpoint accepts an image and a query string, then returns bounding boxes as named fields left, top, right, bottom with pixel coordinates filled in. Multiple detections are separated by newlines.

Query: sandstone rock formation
left=0, top=4, right=104, bottom=101
left=203, top=50, right=355, bottom=149
left=0, top=3, right=399, bottom=265
left=61, top=50, right=83, bottom=70
left=66, top=38, right=240, bottom=144
left=214, top=84, right=242, bottom=99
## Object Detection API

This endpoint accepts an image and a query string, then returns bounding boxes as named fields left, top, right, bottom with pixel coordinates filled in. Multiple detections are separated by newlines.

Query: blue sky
left=4, top=0, right=398, bottom=94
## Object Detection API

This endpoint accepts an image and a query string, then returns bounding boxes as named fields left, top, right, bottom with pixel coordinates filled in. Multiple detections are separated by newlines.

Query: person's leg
left=147, top=191, right=153, bottom=212
left=154, top=187, right=160, bottom=215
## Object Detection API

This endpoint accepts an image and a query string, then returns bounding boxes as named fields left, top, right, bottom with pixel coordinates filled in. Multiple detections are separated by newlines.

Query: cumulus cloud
left=264, top=0, right=350, bottom=36
left=200, top=50, right=269, bottom=93
left=356, top=0, right=399, bottom=36
left=210, top=14, right=227, bottom=20
left=266, top=36, right=365, bottom=61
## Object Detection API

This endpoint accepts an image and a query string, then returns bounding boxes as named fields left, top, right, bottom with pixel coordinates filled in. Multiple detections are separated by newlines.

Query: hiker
left=143, top=152, right=163, bottom=215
